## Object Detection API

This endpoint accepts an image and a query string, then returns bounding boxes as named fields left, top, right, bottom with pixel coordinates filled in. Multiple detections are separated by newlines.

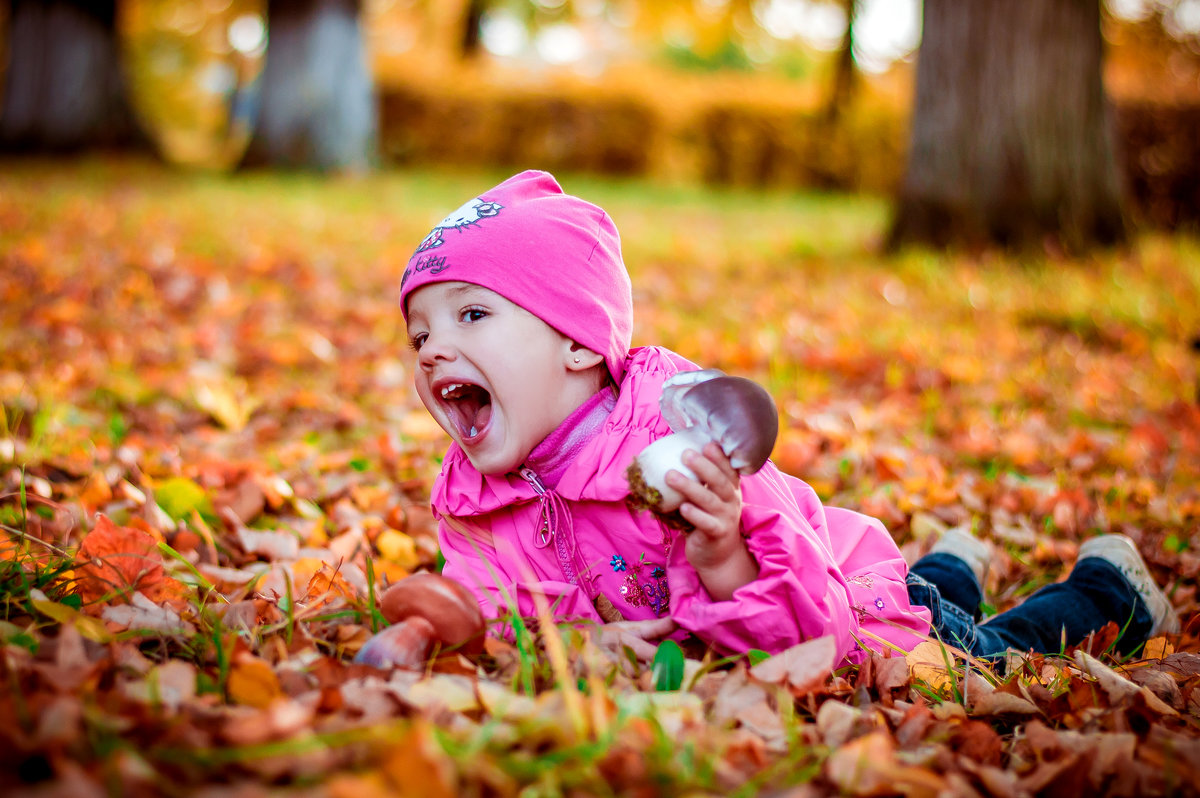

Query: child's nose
left=418, top=332, right=456, bottom=368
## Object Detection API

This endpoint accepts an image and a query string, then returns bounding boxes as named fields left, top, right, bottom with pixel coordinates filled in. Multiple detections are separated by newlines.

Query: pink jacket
left=431, top=346, right=931, bottom=662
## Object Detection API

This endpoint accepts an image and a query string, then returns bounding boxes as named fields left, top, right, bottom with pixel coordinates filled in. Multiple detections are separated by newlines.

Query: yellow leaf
left=905, top=640, right=957, bottom=694
left=30, top=596, right=113, bottom=643
left=191, top=373, right=260, bottom=432
left=376, top=529, right=419, bottom=570
left=227, top=656, right=282, bottom=708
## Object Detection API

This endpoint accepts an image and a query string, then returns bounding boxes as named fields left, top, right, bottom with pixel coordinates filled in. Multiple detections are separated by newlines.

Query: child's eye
left=460, top=306, right=488, bottom=323
left=408, top=333, right=428, bottom=351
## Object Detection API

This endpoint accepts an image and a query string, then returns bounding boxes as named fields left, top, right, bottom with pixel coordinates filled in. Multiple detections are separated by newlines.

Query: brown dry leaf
left=237, top=524, right=300, bottom=560
left=74, top=514, right=186, bottom=606
left=816, top=698, right=872, bottom=748
left=214, top=477, right=265, bottom=525
left=710, top=663, right=769, bottom=726
left=749, top=634, right=837, bottom=693
left=825, top=729, right=946, bottom=797
left=122, top=660, right=197, bottom=711
left=292, top=557, right=358, bottom=607
left=101, top=590, right=196, bottom=636
left=969, top=689, right=1039, bottom=717
left=1073, top=650, right=1178, bottom=716
left=873, top=654, right=910, bottom=694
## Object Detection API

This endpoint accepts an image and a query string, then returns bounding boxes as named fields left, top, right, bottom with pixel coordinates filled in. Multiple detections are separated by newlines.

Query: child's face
left=406, top=281, right=585, bottom=475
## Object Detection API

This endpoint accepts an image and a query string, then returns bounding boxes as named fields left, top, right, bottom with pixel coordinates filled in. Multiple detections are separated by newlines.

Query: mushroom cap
left=659, top=370, right=778, bottom=475
left=380, top=572, right=486, bottom=655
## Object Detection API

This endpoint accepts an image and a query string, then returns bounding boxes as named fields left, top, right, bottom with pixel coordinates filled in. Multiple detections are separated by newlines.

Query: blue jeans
left=906, top=552, right=1153, bottom=659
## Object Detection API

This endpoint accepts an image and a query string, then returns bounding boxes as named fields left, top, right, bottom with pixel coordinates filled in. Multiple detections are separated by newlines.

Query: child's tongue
left=452, top=390, right=493, bottom=439
left=466, top=403, right=493, bottom=438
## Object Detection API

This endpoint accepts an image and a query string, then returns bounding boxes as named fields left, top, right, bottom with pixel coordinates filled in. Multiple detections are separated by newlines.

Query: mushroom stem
left=353, top=616, right=436, bottom=669
left=626, top=428, right=708, bottom=513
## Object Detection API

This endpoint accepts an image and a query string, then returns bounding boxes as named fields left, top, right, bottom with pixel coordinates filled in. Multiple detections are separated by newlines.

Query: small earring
left=573, top=357, right=581, bottom=363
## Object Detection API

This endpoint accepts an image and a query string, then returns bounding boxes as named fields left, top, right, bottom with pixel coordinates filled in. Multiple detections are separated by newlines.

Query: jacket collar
left=431, top=346, right=694, bottom=517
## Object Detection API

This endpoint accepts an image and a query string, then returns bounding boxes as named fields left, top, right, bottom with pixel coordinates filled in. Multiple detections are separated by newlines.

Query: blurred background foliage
left=1, top=0, right=1199, bottom=232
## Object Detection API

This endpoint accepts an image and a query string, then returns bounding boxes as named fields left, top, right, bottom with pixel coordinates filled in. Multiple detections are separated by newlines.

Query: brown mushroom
left=354, top=572, right=486, bottom=669
left=627, top=369, right=779, bottom=513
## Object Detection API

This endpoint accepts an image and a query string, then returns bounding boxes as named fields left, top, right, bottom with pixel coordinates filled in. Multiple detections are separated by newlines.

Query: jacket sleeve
left=823, top=506, right=931, bottom=654
left=436, top=514, right=603, bottom=634
left=667, top=466, right=860, bottom=658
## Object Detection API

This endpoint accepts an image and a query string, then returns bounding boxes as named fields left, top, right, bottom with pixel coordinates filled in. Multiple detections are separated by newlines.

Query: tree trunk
left=887, top=0, right=1128, bottom=253
left=0, top=0, right=146, bottom=150
left=823, top=0, right=857, bottom=123
left=461, top=0, right=487, bottom=59
left=243, top=0, right=376, bottom=171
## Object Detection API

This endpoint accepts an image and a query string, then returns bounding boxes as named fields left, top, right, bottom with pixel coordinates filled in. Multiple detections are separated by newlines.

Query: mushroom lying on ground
left=354, top=572, right=485, bottom=669
left=627, top=369, right=779, bottom=514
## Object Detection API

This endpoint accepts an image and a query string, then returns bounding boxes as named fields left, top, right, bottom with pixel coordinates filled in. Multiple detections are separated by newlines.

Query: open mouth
left=439, top=381, right=493, bottom=440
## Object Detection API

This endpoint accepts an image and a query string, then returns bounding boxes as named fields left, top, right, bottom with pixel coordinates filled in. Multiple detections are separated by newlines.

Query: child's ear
left=565, top=341, right=604, bottom=372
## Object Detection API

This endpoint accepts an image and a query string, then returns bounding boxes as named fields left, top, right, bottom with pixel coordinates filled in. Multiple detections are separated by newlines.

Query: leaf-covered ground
left=2, top=157, right=1199, bottom=797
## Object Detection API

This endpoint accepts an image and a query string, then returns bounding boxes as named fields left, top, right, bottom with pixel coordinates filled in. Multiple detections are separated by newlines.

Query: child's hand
left=594, top=617, right=678, bottom=663
left=667, top=442, right=743, bottom=543
left=666, top=442, right=759, bottom=600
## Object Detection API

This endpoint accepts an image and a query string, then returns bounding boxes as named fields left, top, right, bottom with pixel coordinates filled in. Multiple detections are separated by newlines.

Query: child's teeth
left=469, top=425, right=477, bottom=437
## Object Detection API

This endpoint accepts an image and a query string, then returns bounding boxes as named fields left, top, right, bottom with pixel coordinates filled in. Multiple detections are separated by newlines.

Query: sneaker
left=929, top=527, right=992, bottom=585
left=1077, top=534, right=1180, bottom=636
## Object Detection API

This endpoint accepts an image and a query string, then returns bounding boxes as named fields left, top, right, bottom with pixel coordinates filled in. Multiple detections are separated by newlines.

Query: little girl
left=400, top=170, right=1179, bottom=664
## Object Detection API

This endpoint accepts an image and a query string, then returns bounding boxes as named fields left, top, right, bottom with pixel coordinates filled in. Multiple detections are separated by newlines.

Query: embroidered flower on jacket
left=874, top=597, right=886, bottom=610
left=611, top=555, right=671, bottom=617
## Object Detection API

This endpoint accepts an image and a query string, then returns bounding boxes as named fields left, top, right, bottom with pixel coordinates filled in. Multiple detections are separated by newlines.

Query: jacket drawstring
left=519, top=467, right=595, bottom=594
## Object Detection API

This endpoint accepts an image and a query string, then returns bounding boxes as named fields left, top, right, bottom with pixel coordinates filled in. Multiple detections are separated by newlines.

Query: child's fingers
left=665, top=468, right=727, bottom=514
left=700, top=441, right=740, bottom=483
left=620, top=617, right=677, bottom=638
left=679, top=446, right=739, bottom=500
left=679, top=501, right=725, bottom=536
left=597, top=618, right=677, bottom=662
left=615, top=634, right=659, bottom=661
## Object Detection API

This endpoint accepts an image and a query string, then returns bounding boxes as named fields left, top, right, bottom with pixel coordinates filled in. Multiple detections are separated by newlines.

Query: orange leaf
left=227, top=655, right=283, bottom=708
left=74, top=515, right=185, bottom=607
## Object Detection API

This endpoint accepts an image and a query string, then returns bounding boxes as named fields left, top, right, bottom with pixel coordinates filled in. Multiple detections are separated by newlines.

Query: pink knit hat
left=400, top=170, right=634, bottom=383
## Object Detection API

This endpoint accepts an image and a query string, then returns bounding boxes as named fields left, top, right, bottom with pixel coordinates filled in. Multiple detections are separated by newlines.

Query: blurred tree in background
left=888, top=0, right=1128, bottom=253
left=0, top=0, right=146, bottom=149
left=242, top=0, right=376, bottom=171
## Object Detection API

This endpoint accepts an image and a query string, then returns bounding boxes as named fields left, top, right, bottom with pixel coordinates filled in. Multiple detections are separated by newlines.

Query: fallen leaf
left=825, top=729, right=946, bottom=797
left=102, top=590, right=196, bottom=636
left=905, top=640, right=959, bottom=694
left=1072, top=650, right=1178, bottom=716
left=228, top=654, right=283, bottom=708
left=74, top=514, right=185, bottom=606
left=749, top=634, right=837, bottom=693
left=378, top=720, right=457, bottom=798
